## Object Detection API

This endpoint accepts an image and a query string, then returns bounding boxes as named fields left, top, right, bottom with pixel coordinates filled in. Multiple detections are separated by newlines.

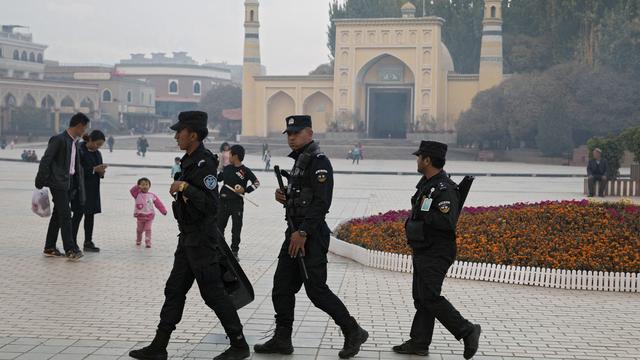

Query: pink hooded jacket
left=129, top=185, right=167, bottom=220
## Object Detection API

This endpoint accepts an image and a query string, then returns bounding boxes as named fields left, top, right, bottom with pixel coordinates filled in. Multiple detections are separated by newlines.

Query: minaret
left=242, top=0, right=262, bottom=137
left=478, top=0, right=503, bottom=91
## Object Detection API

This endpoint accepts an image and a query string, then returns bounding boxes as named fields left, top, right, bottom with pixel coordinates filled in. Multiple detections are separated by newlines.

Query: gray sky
left=2, top=0, right=334, bottom=75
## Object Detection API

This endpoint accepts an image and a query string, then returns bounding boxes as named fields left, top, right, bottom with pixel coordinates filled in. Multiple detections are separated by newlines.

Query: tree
left=457, top=63, right=640, bottom=153
left=309, top=61, right=334, bottom=75
left=198, top=84, right=241, bottom=129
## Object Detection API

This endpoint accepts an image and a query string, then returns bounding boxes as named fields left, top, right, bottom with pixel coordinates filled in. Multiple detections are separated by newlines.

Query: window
left=13, top=50, right=19, bottom=60
left=491, top=6, right=496, bottom=18
left=140, top=92, right=144, bottom=104
left=250, top=10, right=254, bottom=22
left=168, top=80, right=178, bottom=94
left=102, top=89, right=112, bottom=102
left=29, top=52, right=35, bottom=62
left=37, top=53, right=43, bottom=63
left=21, top=51, right=27, bottom=61
left=148, top=94, right=152, bottom=104
left=193, top=81, right=201, bottom=95
left=127, top=90, right=132, bottom=103
left=0, top=48, right=3, bottom=58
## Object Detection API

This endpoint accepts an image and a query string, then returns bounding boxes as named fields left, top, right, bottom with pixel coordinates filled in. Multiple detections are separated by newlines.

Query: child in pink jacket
left=130, top=177, right=167, bottom=247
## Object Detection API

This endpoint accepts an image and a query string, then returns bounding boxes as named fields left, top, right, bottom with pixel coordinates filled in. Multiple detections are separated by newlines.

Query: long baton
left=274, top=165, right=309, bottom=280
left=223, top=184, right=259, bottom=207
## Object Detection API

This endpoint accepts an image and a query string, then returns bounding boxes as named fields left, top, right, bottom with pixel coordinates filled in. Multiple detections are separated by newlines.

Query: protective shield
left=217, top=231, right=255, bottom=310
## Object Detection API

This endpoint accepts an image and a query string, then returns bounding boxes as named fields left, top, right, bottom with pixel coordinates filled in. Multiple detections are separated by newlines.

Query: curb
left=329, top=236, right=639, bottom=292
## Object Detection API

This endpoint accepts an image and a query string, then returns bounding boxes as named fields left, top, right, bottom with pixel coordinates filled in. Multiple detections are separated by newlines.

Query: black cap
left=412, top=140, right=448, bottom=158
left=282, top=115, right=312, bottom=134
left=170, top=111, right=208, bottom=131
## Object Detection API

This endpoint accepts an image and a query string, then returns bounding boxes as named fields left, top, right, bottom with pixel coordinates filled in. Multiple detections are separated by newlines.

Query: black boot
left=129, top=329, right=170, bottom=360
left=253, top=327, right=293, bottom=354
left=339, top=318, right=369, bottom=359
left=83, top=241, right=100, bottom=252
left=392, top=339, right=429, bottom=356
left=463, top=324, right=481, bottom=359
left=214, top=334, right=250, bottom=360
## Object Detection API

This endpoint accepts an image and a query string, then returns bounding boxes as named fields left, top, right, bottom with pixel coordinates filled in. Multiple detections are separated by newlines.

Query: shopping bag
left=32, top=188, right=51, bottom=217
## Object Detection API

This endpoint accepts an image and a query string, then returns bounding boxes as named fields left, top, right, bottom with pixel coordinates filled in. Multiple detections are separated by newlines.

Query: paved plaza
left=0, top=154, right=638, bottom=360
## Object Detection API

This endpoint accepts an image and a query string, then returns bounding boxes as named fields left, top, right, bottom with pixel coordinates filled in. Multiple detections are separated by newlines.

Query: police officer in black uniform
left=254, top=115, right=368, bottom=359
left=393, top=141, right=481, bottom=359
left=129, top=111, right=249, bottom=360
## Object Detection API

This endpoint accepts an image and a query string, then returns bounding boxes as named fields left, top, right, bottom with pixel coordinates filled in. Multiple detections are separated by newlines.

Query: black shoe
left=43, top=248, right=64, bottom=257
left=129, top=330, right=170, bottom=360
left=128, top=346, right=168, bottom=360
left=213, top=345, right=250, bottom=360
left=392, top=339, right=429, bottom=356
left=339, top=320, right=369, bottom=359
left=66, top=250, right=84, bottom=261
left=254, top=327, right=294, bottom=355
left=232, top=250, right=239, bottom=261
left=463, top=324, right=481, bottom=359
left=83, top=242, right=100, bottom=252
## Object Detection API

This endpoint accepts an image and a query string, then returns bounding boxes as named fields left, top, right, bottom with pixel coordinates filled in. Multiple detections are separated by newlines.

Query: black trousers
left=217, top=199, right=244, bottom=252
left=72, top=211, right=95, bottom=245
left=272, top=226, right=352, bottom=331
left=45, top=186, right=79, bottom=253
left=588, top=175, right=607, bottom=196
left=410, top=242, right=473, bottom=346
left=158, top=239, right=244, bottom=337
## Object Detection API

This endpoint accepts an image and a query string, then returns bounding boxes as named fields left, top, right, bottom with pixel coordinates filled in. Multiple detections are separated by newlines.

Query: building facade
left=241, top=0, right=504, bottom=140
left=116, top=52, right=232, bottom=123
left=0, top=25, right=98, bottom=136
left=45, top=64, right=157, bottom=132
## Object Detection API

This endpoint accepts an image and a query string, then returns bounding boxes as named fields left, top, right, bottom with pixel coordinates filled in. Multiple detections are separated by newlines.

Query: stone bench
left=583, top=178, right=640, bottom=197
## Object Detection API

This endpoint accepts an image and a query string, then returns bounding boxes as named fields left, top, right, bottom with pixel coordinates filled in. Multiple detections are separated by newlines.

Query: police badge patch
left=315, top=169, right=328, bottom=183
left=204, top=174, right=218, bottom=190
left=438, top=200, right=451, bottom=213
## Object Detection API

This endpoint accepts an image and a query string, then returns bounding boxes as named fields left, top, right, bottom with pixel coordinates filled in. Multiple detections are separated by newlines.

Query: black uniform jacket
left=407, top=171, right=460, bottom=252
left=174, top=143, right=220, bottom=246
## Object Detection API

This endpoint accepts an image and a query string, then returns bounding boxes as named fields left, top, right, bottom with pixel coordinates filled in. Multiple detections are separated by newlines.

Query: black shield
left=217, top=232, right=254, bottom=310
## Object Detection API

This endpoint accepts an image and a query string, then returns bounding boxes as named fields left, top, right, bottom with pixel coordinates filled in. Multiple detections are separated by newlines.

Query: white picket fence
left=329, top=236, right=639, bottom=292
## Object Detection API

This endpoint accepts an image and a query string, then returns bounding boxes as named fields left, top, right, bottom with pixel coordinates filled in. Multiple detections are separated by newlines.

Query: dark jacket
left=406, top=171, right=460, bottom=252
left=35, top=131, right=85, bottom=204
left=174, top=143, right=220, bottom=246
left=78, top=142, right=103, bottom=214
left=587, top=158, right=608, bottom=177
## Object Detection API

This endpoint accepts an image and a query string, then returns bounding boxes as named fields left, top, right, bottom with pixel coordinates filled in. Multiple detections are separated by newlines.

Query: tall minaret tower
left=242, top=0, right=262, bottom=137
left=478, top=0, right=503, bottom=91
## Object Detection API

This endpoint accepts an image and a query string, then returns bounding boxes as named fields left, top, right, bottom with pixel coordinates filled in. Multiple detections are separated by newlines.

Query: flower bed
left=334, top=200, right=640, bottom=273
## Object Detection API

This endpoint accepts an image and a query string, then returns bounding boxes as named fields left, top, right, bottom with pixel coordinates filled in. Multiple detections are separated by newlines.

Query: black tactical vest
left=287, top=142, right=322, bottom=219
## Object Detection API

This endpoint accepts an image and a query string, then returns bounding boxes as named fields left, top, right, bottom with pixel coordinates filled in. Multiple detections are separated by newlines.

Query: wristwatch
left=298, top=230, right=308, bottom=238
left=178, top=182, right=188, bottom=192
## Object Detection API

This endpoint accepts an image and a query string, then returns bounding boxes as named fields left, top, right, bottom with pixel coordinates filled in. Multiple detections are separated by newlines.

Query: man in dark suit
left=35, top=113, right=89, bottom=260
left=587, top=148, right=608, bottom=197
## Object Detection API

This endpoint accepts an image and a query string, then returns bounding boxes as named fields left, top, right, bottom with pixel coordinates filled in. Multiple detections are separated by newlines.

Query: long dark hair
left=82, top=129, right=106, bottom=143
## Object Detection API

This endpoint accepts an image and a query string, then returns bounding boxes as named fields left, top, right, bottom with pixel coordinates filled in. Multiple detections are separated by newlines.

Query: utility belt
left=220, top=192, right=243, bottom=201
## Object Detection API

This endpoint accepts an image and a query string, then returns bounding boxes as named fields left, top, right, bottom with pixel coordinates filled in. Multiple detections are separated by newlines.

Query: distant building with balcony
left=45, top=64, right=157, bottom=133
left=116, top=52, right=232, bottom=125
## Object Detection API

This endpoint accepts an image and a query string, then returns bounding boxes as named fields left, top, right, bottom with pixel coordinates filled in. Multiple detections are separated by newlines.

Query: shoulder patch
left=316, top=152, right=326, bottom=158
left=316, top=169, right=329, bottom=183
left=438, top=182, right=448, bottom=191
left=203, top=174, right=217, bottom=190
left=438, top=200, right=451, bottom=213
left=197, top=159, right=206, bottom=168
